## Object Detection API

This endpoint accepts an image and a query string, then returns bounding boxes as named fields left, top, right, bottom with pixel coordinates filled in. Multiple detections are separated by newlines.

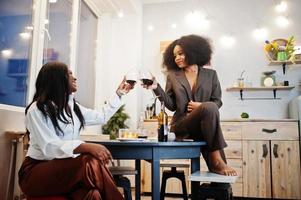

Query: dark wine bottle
left=157, top=102, right=168, bottom=142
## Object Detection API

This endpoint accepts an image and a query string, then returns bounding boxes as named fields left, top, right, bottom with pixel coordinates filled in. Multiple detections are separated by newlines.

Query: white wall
left=96, top=4, right=143, bottom=129
left=141, top=0, right=301, bottom=119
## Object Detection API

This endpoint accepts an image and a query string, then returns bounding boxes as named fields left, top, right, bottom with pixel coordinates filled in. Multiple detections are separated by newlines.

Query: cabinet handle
left=262, top=144, right=268, bottom=158
left=262, top=128, right=277, bottom=133
left=273, top=144, right=279, bottom=158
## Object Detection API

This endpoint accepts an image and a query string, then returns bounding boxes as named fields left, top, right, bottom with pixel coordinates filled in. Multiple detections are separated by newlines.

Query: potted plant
left=102, top=104, right=129, bottom=139
left=264, top=36, right=295, bottom=62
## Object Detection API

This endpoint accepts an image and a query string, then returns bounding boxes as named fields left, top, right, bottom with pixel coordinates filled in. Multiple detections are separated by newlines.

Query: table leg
left=135, top=159, right=141, bottom=200
left=191, top=157, right=200, bottom=200
left=152, top=148, right=160, bottom=200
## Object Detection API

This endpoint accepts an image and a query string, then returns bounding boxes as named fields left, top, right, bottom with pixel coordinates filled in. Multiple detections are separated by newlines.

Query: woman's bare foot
left=211, top=157, right=238, bottom=176
left=209, top=150, right=238, bottom=176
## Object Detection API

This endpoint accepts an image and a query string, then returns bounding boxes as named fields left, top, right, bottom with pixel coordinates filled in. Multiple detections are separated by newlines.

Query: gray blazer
left=153, top=66, right=222, bottom=125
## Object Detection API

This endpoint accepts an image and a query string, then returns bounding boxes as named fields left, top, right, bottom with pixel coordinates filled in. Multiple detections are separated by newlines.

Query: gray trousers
left=171, top=102, right=227, bottom=170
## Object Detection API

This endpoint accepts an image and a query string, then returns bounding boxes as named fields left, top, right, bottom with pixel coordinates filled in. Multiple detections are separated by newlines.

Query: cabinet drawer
left=221, top=122, right=242, bottom=140
left=242, top=122, right=298, bottom=140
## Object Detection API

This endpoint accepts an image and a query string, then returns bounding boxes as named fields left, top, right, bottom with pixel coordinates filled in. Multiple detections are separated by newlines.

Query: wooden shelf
left=226, top=86, right=295, bottom=100
left=226, top=86, right=295, bottom=91
left=268, top=60, right=301, bottom=66
left=268, top=60, right=301, bottom=74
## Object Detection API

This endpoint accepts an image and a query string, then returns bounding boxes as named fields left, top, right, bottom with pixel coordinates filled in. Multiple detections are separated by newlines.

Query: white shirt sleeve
left=78, top=93, right=123, bottom=126
left=26, top=107, right=84, bottom=160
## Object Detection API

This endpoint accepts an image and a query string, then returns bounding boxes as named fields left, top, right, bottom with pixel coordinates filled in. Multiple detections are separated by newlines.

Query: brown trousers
left=171, top=102, right=228, bottom=170
left=18, top=154, right=124, bottom=200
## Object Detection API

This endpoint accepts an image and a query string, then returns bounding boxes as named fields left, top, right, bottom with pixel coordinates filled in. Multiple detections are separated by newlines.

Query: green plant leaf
left=102, top=104, right=130, bottom=135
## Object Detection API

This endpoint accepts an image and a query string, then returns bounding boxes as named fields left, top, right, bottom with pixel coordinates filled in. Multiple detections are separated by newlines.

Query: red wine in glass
left=126, top=80, right=136, bottom=86
left=141, top=78, right=153, bottom=86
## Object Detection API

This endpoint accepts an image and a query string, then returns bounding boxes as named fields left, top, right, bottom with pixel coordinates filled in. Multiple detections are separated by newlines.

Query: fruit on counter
left=241, top=112, right=249, bottom=119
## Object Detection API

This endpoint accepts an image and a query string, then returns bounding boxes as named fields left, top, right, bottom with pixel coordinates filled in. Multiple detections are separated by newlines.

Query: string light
left=19, top=32, right=31, bottom=40
left=1, top=49, right=13, bottom=58
left=117, top=10, right=124, bottom=18
left=220, top=35, right=236, bottom=48
left=253, top=27, right=268, bottom=41
left=275, top=16, right=289, bottom=27
left=275, top=1, right=287, bottom=13
left=185, top=11, right=209, bottom=30
left=171, top=23, right=177, bottom=29
left=25, top=26, right=34, bottom=30
left=147, top=25, right=154, bottom=31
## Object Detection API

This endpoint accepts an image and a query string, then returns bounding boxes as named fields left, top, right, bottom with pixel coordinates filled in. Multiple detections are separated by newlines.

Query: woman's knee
left=200, top=102, right=218, bottom=113
left=79, top=154, right=100, bottom=168
left=85, top=189, right=101, bottom=199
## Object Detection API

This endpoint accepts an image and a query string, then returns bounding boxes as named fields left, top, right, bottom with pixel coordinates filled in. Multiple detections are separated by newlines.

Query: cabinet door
left=243, top=141, right=271, bottom=198
left=271, top=141, right=301, bottom=199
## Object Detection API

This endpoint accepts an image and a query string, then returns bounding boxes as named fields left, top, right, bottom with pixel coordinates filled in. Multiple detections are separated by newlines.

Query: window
left=0, top=0, right=33, bottom=107
left=43, top=0, right=73, bottom=65
left=75, top=1, right=97, bottom=108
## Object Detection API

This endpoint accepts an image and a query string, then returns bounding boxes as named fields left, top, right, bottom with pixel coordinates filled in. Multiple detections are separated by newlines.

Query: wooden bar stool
left=189, top=171, right=238, bottom=200
left=160, top=163, right=190, bottom=200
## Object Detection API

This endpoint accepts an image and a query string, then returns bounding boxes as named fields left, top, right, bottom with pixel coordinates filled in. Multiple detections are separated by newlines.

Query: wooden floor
left=140, top=196, right=182, bottom=200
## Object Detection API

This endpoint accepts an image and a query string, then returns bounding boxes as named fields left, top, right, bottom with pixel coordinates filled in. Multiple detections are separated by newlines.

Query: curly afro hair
left=163, top=34, right=212, bottom=71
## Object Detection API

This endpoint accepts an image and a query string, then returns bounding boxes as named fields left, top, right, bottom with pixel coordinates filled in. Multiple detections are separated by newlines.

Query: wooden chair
left=109, top=160, right=137, bottom=200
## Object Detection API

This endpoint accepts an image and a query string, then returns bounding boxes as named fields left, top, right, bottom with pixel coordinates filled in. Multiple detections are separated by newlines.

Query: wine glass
left=140, top=68, right=160, bottom=118
left=139, top=68, right=154, bottom=87
left=125, top=69, right=139, bottom=87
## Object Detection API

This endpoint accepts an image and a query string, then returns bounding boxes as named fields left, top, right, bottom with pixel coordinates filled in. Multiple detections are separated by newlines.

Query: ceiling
left=141, top=0, right=184, bottom=4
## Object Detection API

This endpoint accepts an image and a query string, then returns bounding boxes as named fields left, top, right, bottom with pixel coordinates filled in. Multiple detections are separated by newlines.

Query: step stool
left=189, top=171, right=238, bottom=200
left=160, top=163, right=190, bottom=200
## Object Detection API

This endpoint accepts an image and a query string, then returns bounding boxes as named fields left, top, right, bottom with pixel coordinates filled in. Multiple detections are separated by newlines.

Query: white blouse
left=26, top=94, right=122, bottom=160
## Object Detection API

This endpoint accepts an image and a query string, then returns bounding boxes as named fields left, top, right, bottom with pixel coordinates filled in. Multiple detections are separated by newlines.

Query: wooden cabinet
left=220, top=122, right=243, bottom=197
left=223, top=120, right=301, bottom=199
left=142, top=119, right=301, bottom=199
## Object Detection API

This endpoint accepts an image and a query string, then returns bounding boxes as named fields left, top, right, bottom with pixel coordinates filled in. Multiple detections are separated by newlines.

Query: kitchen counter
left=144, top=118, right=298, bottom=122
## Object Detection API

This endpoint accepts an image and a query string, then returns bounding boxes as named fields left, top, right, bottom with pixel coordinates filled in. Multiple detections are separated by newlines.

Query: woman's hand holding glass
left=116, top=77, right=135, bottom=97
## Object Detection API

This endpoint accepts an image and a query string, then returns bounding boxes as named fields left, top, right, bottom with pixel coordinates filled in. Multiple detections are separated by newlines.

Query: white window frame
left=0, top=0, right=103, bottom=112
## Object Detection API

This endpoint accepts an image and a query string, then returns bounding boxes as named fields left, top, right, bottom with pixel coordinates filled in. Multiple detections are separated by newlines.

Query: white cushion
left=189, top=171, right=238, bottom=183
